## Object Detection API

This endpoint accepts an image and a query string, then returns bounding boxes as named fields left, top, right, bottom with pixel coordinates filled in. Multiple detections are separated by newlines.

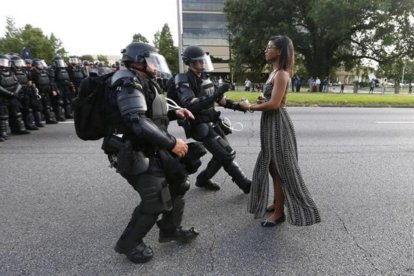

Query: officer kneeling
left=102, top=42, right=201, bottom=264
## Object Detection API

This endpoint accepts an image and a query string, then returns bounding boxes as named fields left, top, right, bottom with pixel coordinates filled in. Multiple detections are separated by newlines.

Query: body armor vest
left=198, top=78, right=216, bottom=110
left=70, top=67, right=85, bottom=86
left=0, top=71, right=18, bottom=92
left=14, top=71, right=28, bottom=87
left=33, top=70, right=51, bottom=91
left=55, top=68, right=71, bottom=85
left=150, top=82, right=169, bottom=131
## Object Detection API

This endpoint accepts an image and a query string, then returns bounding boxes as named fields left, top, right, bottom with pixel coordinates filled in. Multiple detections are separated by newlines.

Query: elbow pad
left=131, top=115, right=176, bottom=150
left=116, top=85, right=147, bottom=117
left=175, top=74, right=195, bottom=107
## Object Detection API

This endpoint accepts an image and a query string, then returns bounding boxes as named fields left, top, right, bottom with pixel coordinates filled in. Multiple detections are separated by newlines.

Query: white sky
left=0, top=0, right=179, bottom=57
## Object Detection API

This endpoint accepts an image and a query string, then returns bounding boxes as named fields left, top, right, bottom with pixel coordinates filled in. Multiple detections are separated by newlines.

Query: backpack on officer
left=72, top=71, right=114, bottom=141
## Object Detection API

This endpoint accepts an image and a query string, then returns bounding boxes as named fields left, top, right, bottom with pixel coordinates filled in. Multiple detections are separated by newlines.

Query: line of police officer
left=0, top=54, right=90, bottom=142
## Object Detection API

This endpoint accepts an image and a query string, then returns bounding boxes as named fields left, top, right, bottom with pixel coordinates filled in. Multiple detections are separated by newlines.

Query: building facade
left=181, top=0, right=230, bottom=77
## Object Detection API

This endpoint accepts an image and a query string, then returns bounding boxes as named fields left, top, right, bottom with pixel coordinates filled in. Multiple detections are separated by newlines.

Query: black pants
left=116, top=157, right=186, bottom=251
left=195, top=123, right=249, bottom=187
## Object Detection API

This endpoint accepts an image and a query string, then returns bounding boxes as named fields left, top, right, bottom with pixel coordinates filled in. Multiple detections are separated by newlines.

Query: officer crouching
left=101, top=42, right=201, bottom=264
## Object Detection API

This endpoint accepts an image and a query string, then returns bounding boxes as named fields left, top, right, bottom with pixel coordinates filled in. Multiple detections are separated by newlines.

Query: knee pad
left=203, top=135, right=235, bottom=163
left=134, top=174, right=172, bottom=214
left=170, top=176, right=190, bottom=196
left=0, top=105, right=8, bottom=118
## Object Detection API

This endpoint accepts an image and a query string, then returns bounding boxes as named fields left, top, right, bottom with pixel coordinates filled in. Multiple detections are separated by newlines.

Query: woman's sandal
left=260, top=214, right=286, bottom=227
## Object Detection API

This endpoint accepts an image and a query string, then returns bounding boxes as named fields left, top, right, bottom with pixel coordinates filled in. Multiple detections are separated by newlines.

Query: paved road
left=1, top=107, right=413, bottom=275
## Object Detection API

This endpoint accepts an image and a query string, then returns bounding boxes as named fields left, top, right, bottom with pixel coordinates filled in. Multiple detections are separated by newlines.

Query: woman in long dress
left=239, top=35, right=321, bottom=227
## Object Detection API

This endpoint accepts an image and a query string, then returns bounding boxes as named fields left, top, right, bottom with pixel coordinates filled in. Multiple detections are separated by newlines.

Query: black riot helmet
left=32, top=59, right=44, bottom=70
left=53, top=56, right=66, bottom=68
left=0, top=55, right=11, bottom=71
left=121, top=42, right=171, bottom=78
left=181, top=45, right=214, bottom=72
left=68, top=56, right=80, bottom=65
left=121, top=42, right=156, bottom=64
left=10, top=55, right=26, bottom=70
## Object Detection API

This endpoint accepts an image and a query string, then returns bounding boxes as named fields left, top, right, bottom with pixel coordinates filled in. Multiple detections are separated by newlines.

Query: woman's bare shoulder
left=273, top=70, right=290, bottom=81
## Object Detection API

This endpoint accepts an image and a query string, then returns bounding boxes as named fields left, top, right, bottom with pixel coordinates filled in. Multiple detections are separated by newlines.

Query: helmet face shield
left=40, top=60, right=48, bottom=68
left=55, top=59, right=66, bottom=68
left=202, top=54, right=214, bottom=72
left=190, top=53, right=214, bottom=72
left=145, top=53, right=171, bottom=77
left=0, top=58, right=10, bottom=67
left=69, top=57, right=79, bottom=64
left=12, top=58, right=26, bottom=68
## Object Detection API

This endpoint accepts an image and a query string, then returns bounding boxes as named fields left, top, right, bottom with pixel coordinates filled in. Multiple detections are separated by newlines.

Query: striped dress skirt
left=247, top=107, right=321, bottom=226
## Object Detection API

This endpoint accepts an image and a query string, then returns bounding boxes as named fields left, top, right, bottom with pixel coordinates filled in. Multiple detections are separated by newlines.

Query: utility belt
left=102, top=134, right=149, bottom=175
left=102, top=134, right=206, bottom=192
left=179, top=109, right=221, bottom=139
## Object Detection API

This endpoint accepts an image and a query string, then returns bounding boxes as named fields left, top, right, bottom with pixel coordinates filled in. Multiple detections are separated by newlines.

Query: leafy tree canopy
left=154, top=24, right=178, bottom=74
left=0, top=17, right=66, bottom=64
left=132, top=33, right=149, bottom=43
left=225, top=0, right=414, bottom=82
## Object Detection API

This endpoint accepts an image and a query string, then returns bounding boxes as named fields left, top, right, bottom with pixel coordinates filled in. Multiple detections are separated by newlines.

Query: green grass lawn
left=224, top=91, right=414, bottom=107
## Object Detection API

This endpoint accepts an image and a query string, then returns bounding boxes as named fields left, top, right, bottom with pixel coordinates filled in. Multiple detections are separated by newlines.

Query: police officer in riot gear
left=0, top=55, right=30, bottom=140
left=174, top=45, right=251, bottom=193
left=10, top=55, right=43, bottom=130
left=101, top=42, right=199, bottom=264
left=30, top=59, right=58, bottom=124
left=67, top=56, right=87, bottom=96
left=81, top=60, right=90, bottom=77
left=51, top=56, right=74, bottom=120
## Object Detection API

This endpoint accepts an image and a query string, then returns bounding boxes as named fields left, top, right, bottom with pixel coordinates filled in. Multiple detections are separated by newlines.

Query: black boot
left=157, top=195, right=198, bottom=243
left=10, top=115, right=30, bottom=135
left=223, top=161, right=251, bottom=194
left=54, top=106, right=66, bottom=121
left=195, top=158, right=222, bottom=191
left=64, top=104, right=73, bottom=119
left=24, top=111, right=39, bottom=130
left=195, top=179, right=221, bottom=190
left=45, top=109, right=58, bottom=124
left=114, top=242, right=153, bottom=264
left=0, top=115, right=8, bottom=141
left=115, top=206, right=158, bottom=263
left=159, top=226, right=199, bottom=243
left=33, top=111, right=44, bottom=127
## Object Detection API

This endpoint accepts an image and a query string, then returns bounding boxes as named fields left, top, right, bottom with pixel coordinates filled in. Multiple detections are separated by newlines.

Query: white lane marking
left=53, top=121, right=74, bottom=124
left=376, top=121, right=414, bottom=124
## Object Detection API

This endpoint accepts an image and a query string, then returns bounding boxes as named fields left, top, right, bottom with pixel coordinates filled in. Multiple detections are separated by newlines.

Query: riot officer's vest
left=148, top=80, right=169, bottom=131
left=32, top=70, right=51, bottom=91
left=14, top=70, right=28, bottom=87
left=0, top=71, right=18, bottom=92
left=69, top=66, right=85, bottom=87
left=198, top=78, right=216, bottom=110
left=54, top=68, right=71, bottom=85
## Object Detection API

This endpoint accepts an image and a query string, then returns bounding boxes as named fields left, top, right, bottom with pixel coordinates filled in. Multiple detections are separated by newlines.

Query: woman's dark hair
left=269, top=35, right=294, bottom=76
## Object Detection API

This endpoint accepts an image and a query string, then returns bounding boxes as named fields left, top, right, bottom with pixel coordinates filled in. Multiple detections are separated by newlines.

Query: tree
left=153, top=24, right=178, bottom=74
left=132, top=33, right=149, bottom=43
left=0, top=17, right=66, bottom=64
left=96, top=55, right=110, bottom=66
left=224, top=0, right=414, bottom=81
left=80, top=55, right=94, bottom=63
left=0, top=17, right=23, bottom=54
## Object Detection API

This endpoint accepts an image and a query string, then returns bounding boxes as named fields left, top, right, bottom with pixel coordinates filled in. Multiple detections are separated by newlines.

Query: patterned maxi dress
left=247, top=71, right=321, bottom=226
